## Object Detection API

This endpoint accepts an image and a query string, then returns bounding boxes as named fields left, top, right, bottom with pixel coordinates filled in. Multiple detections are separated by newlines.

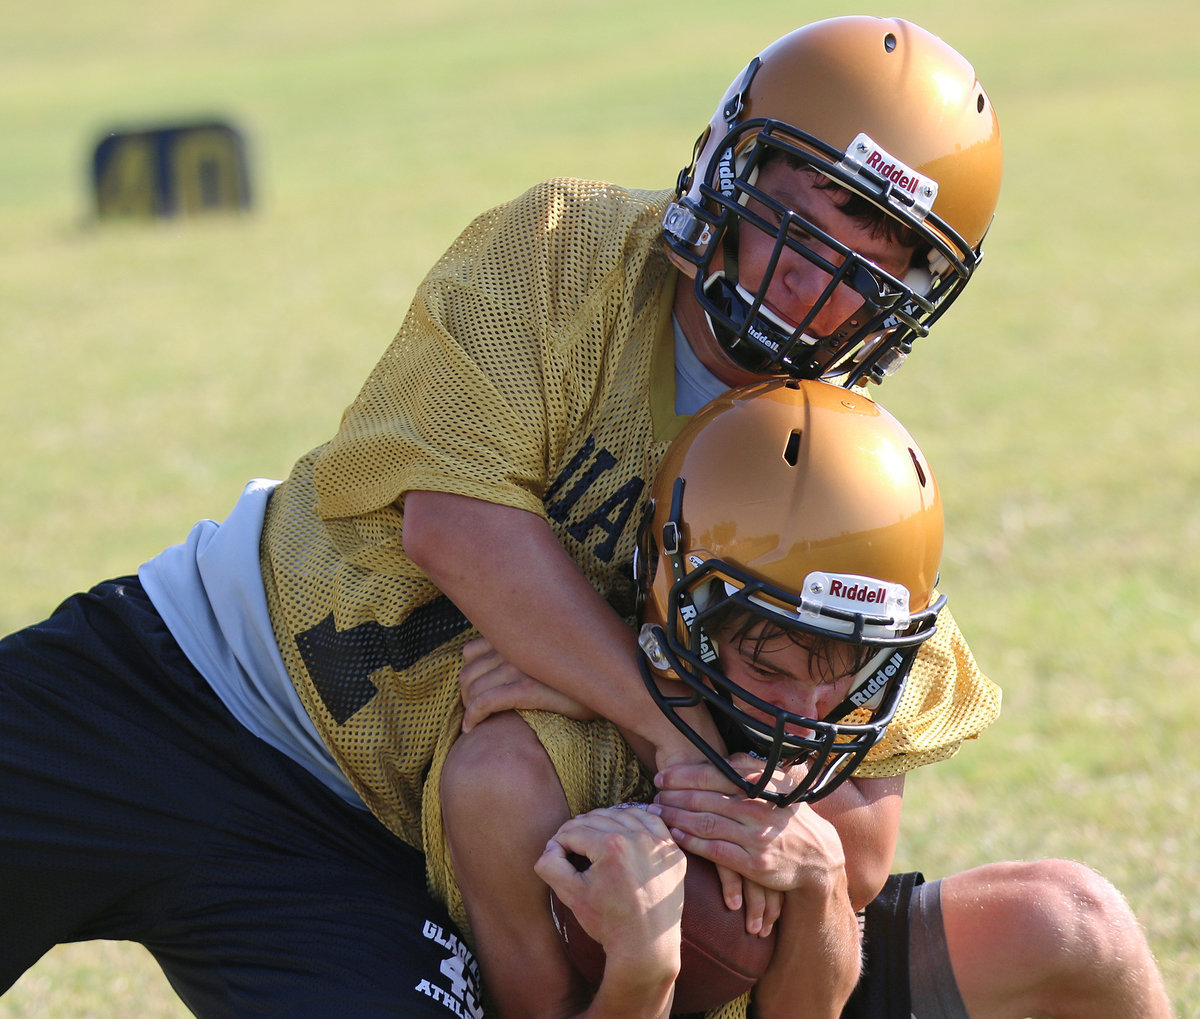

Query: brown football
left=549, top=849, right=776, bottom=1014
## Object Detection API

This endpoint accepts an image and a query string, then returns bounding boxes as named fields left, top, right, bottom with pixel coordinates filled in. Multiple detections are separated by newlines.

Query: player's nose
left=772, top=257, right=862, bottom=338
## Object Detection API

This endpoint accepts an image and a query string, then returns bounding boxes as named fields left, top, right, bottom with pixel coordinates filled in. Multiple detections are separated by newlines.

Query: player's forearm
left=811, top=775, right=904, bottom=912
left=403, top=490, right=693, bottom=761
left=580, top=966, right=677, bottom=1019
left=750, top=867, right=861, bottom=1019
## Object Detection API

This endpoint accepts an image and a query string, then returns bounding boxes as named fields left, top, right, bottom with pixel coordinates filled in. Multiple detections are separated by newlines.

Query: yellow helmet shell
left=643, top=378, right=942, bottom=635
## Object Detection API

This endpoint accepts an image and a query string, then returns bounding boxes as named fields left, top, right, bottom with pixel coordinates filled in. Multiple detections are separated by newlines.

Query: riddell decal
left=803, top=571, right=911, bottom=626
left=827, top=578, right=888, bottom=605
left=841, top=133, right=938, bottom=216
left=863, top=148, right=923, bottom=195
left=746, top=319, right=781, bottom=352
left=681, top=602, right=718, bottom=663
left=850, top=651, right=905, bottom=708
left=715, top=149, right=738, bottom=198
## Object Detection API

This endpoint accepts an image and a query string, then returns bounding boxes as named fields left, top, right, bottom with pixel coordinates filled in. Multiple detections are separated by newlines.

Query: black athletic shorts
left=0, top=577, right=481, bottom=1018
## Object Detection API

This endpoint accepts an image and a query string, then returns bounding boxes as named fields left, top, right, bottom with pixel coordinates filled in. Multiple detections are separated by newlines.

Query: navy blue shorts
left=0, top=578, right=481, bottom=1018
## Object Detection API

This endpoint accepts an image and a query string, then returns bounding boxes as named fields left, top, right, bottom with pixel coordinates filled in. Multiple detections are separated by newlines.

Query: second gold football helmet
left=636, top=379, right=945, bottom=803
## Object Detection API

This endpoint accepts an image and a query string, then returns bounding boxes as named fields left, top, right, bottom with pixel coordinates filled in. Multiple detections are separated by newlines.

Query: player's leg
left=0, top=577, right=482, bottom=1017
left=0, top=578, right=198, bottom=990
left=939, top=859, right=1173, bottom=1019
left=145, top=768, right=483, bottom=1019
left=440, top=711, right=589, bottom=1015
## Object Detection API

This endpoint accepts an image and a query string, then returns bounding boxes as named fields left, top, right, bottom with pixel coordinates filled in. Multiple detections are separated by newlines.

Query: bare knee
left=943, top=859, right=1170, bottom=1018
left=440, top=711, right=566, bottom=842
left=1011, top=859, right=1132, bottom=969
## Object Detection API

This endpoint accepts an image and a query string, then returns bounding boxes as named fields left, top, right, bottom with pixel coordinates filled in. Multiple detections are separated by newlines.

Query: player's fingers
left=760, top=887, right=783, bottom=939
left=714, top=862, right=744, bottom=913
left=650, top=796, right=742, bottom=846
left=653, top=783, right=745, bottom=815
left=456, top=645, right=508, bottom=701
left=557, top=803, right=664, bottom=842
left=459, top=678, right=520, bottom=731
left=460, top=635, right=496, bottom=668
left=654, top=761, right=743, bottom=795
left=533, top=836, right=579, bottom=891
left=651, top=787, right=778, bottom=845
left=660, top=820, right=750, bottom=883
left=585, top=802, right=673, bottom=841
left=742, top=879, right=768, bottom=936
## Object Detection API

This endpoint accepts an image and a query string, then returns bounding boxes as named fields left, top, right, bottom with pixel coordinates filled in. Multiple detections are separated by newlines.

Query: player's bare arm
left=752, top=854, right=861, bottom=1019
left=446, top=732, right=688, bottom=1019
left=443, top=712, right=596, bottom=1018
left=405, top=489, right=723, bottom=772
left=809, top=772, right=904, bottom=910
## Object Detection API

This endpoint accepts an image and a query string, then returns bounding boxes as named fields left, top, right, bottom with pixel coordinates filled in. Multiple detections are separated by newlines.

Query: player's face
left=736, top=159, right=917, bottom=342
left=714, top=621, right=860, bottom=736
left=677, top=160, right=918, bottom=387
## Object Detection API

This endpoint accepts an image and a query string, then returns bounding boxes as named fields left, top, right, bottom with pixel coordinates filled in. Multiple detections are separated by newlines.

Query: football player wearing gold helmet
left=633, top=379, right=946, bottom=807
left=662, top=17, right=1002, bottom=387
left=444, top=382, right=1171, bottom=1018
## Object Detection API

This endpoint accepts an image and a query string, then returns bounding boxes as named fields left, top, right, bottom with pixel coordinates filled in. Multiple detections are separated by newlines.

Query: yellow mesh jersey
left=855, top=603, right=1000, bottom=777
left=258, top=175, right=1001, bottom=1018
left=261, top=179, right=687, bottom=848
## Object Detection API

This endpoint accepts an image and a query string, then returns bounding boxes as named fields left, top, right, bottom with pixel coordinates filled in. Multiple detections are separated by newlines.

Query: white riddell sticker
left=840, top=133, right=938, bottom=218
left=804, top=571, right=911, bottom=623
left=729, top=571, right=913, bottom=640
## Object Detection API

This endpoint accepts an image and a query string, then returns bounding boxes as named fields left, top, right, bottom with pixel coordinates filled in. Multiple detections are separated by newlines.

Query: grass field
left=2, top=0, right=1198, bottom=1014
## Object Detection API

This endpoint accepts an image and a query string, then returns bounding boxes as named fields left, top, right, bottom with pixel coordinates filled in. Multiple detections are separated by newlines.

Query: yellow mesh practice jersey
left=261, top=179, right=687, bottom=848
left=258, top=175, right=1001, bottom=1018
left=856, top=603, right=1000, bottom=776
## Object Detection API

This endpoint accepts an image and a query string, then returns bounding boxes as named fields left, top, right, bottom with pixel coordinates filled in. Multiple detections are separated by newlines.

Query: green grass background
left=2, top=0, right=1197, bottom=1014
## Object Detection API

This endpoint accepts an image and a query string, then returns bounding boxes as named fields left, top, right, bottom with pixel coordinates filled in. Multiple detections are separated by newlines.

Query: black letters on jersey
left=299, top=433, right=647, bottom=726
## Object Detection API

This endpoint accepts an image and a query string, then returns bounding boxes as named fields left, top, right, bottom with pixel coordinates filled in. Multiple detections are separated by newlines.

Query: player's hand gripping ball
left=549, top=844, right=776, bottom=1014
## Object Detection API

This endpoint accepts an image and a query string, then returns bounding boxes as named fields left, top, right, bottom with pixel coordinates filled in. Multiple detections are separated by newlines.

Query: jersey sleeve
left=312, top=183, right=576, bottom=521
left=312, top=179, right=672, bottom=524
left=854, top=606, right=1002, bottom=777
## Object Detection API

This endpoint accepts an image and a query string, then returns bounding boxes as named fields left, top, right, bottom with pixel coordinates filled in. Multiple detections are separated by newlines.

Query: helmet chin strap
left=701, top=273, right=801, bottom=375
left=822, top=644, right=920, bottom=726
left=661, top=477, right=722, bottom=669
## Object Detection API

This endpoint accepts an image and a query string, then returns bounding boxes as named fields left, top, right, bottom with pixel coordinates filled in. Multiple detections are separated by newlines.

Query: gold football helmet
left=635, top=379, right=945, bottom=804
left=663, top=16, right=1003, bottom=386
